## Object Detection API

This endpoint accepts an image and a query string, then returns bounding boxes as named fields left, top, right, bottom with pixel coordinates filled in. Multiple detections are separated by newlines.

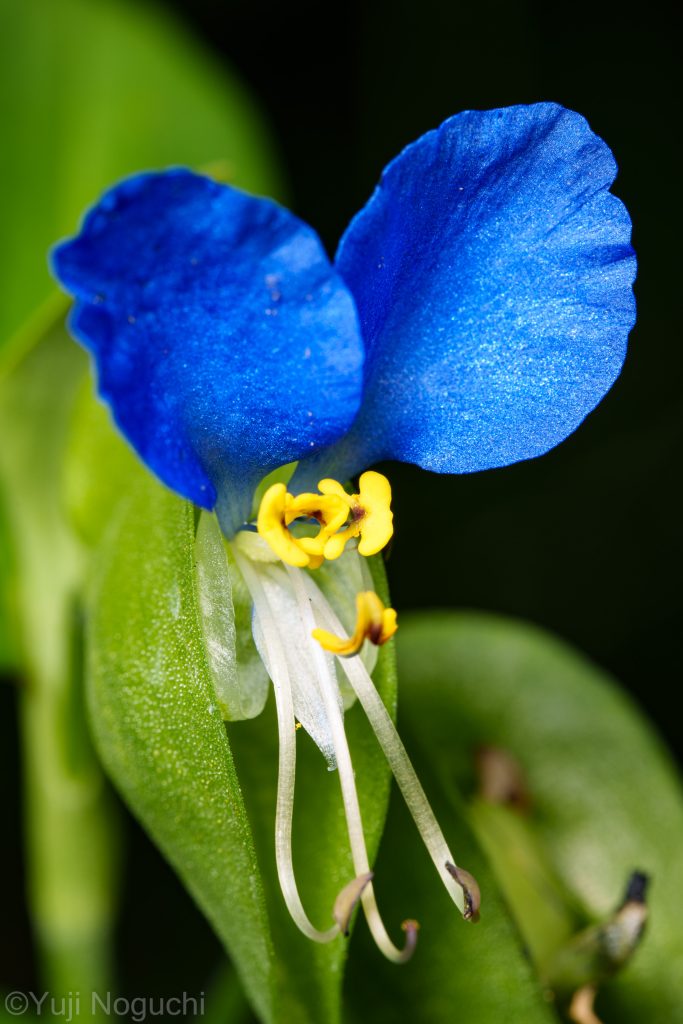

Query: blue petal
left=52, top=171, right=364, bottom=531
left=318, top=104, right=636, bottom=479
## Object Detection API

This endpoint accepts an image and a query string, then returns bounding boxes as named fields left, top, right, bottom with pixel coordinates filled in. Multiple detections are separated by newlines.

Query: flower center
left=230, top=468, right=478, bottom=961
left=256, top=471, right=394, bottom=568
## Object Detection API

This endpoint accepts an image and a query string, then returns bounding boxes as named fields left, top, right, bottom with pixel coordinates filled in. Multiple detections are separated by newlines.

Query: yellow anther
left=257, top=483, right=310, bottom=567
left=256, top=472, right=393, bottom=567
left=256, top=482, right=348, bottom=568
left=312, top=591, right=398, bottom=657
left=318, top=471, right=394, bottom=559
left=285, top=492, right=350, bottom=534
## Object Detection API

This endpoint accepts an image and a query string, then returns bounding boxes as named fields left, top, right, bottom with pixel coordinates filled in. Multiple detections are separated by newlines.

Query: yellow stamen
left=285, top=492, right=350, bottom=534
left=257, top=482, right=349, bottom=568
left=312, top=591, right=398, bottom=656
left=256, top=472, right=393, bottom=567
left=319, top=471, right=394, bottom=559
left=257, top=483, right=311, bottom=567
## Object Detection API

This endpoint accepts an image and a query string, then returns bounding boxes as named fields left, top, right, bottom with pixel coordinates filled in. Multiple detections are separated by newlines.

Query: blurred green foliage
left=0, top=0, right=281, bottom=370
left=351, top=614, right=683, bottom=1024
left=0, top=325, right=116, bottom=1002
left=0, top=494, right=18, bottom=667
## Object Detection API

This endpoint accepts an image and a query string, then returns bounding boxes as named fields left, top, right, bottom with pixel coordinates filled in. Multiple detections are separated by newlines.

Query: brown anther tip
left=446, top=862, right=481, bottom=923
left=401, top=919, right=420, bottom=933
left=368, top=623, right=384, bottom=645
left=333, top=871, right=374, bottom=937
left=399, top=919, right=420, bottom=962
left=476, top=745, right=530, bottom=811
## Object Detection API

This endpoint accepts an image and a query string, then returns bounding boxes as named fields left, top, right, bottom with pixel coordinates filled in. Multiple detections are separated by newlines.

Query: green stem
left=467, top=797, right=578, bottom=972
left=20, top=644, right=119, bottom=999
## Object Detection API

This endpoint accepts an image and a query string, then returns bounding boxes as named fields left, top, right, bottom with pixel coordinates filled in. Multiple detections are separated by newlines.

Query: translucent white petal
left=194, top=512, right=269, bottom=720
left=251, top=560, right=341, bottom=766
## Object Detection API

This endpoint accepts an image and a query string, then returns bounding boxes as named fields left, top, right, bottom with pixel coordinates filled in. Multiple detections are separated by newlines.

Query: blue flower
left=52, top=103, right=636, bottom=535
left=51, top=103, right=636, bottom=959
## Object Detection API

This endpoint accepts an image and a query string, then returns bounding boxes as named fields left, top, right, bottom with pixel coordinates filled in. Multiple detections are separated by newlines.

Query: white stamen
left=233, top=549, right=338, bottom=943
left=250, top=561, right=339, bottom=766
left=287, top=566, right=417, bottom=962
left=303, top=571, right=467, bottom=917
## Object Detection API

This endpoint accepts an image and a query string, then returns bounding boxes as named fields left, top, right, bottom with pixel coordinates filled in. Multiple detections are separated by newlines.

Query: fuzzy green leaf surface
left=87, top=478, right=276, bottom=1021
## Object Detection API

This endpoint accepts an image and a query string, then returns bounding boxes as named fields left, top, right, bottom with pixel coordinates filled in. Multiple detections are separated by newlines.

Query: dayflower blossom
left=51, top=103, right=636, bottom=960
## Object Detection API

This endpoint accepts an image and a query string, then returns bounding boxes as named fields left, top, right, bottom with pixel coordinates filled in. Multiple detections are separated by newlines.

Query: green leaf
left=199, top=965, right=254, bottom=1024
left=343, top=627, right=556, bottom=1023
left=383, top=612, right=683, bottom=1022
left=0, top=0, right=282, bottom=368
left=87, top=477, right=276, bottom=1021
left=86, top=466, right=397, bottom=1023
left=64, top=380, right=150, bottom=547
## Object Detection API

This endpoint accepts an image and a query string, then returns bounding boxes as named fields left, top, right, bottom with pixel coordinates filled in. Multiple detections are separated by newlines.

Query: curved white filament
left=232, top=548, right=339, bottom=943
left=286, top=565, right=417, bottom=962
left=302, top=571, right=467, bottom=917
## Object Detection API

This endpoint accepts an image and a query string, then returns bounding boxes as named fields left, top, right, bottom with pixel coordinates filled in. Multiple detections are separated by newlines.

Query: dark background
left=3, top=0, right=680, bottom=1004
